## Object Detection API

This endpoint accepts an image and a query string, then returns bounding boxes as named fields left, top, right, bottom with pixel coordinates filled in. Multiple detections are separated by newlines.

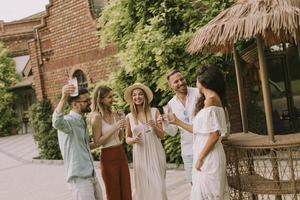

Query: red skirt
left=100, top=145, right=132, bottom=200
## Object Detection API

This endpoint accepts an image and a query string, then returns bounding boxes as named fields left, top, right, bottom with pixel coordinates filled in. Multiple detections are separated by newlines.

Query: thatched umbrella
left=188, top=0, right=300, bottom=54
left=187, top=0, right=300, bottom=142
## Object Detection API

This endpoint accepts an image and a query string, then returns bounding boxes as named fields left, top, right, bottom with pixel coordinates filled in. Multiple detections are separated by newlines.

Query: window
left=265, top=44, right=300, bottom=134
left=73, top=70, right=88, bottom=89
left=89, top=0, right=107, bottom=18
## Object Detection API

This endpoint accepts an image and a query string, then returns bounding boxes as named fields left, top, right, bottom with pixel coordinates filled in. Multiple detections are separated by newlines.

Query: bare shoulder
left=205, top=96, right=222, bottom=107
left=151, top=107, right=161, bottom=117
left=152, top=107, right=160, bottom=113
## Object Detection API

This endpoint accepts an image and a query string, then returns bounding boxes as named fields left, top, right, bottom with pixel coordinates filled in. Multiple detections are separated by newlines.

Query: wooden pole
left=297, top=40, right=300, bottom=62
left=233, top=47, right=248, bottom=133
left=256, top=35, right=275, bottom=142
left=296, top=29, right=300, bottom=63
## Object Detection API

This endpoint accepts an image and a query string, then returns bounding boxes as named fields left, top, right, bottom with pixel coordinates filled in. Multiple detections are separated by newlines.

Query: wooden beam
left=233, top=47, right=248, bottom=133
left=256, top=35, right=275, bottom=142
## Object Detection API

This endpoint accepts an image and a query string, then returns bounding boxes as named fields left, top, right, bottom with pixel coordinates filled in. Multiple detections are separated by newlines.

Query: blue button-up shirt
left=52, top=110, right=94, bottom=182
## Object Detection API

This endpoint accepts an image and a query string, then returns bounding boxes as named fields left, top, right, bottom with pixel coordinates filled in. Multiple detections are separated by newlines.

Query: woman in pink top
left=89, top=85, right=132, bottom=200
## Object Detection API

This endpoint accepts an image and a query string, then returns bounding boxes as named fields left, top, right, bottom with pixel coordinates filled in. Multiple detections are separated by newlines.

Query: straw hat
left=124, top=83, right=153, bottom=104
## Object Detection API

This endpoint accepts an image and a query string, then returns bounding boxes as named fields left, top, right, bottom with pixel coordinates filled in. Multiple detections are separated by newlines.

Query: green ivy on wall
left=97, top=0, right=234, bottom=164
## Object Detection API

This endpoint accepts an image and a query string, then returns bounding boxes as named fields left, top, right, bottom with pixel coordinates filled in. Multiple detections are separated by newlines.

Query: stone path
left=0, top=134, right=190, bottom=200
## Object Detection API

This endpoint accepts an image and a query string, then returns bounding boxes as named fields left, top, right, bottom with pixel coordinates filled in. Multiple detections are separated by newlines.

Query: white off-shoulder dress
left=191, top=106, right=230, bottom=200
left=127, top=108, right=167, bottom=200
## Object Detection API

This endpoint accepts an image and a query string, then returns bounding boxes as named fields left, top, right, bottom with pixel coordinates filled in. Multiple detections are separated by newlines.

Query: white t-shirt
left=164, top=87, right=199, bottom=156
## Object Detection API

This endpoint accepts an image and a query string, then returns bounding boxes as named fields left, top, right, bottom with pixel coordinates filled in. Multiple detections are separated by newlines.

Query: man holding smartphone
left=52, top=83, right=103, bottom=200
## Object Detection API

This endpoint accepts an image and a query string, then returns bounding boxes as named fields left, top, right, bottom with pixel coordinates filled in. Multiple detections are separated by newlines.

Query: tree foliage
left=98, top=0, right=234, bottom=163
left=27, top=100, right=62, bottom=159
left=0, top=43, right=20, bottom=135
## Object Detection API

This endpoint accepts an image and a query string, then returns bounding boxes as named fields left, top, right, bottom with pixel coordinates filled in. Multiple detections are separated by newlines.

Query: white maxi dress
left=127, top=108, right=168, bottom=200
left=191, top=106, right=230, bottom=200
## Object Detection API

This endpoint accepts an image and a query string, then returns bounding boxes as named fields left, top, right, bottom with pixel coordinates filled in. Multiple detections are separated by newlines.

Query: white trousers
left=69, top=177, right=103, bottom=200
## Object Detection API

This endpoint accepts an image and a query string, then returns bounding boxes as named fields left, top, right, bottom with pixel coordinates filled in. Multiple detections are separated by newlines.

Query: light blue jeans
left=182, top=154, right=193, bottom=183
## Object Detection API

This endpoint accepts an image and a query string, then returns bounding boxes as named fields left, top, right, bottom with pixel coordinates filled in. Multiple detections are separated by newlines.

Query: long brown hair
left=194, top=65, right=227, bottom=115
left=90, top=85, right=112, bottom=116
left=129, top=88, right=152, bottom=124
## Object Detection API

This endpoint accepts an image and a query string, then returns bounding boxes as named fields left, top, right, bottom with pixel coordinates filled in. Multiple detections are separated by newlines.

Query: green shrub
left=0, top=91, right=20, bottom=136
left=163, top=134, right=182, bottom=164
left=124, top=142, right=133, bottom=163
left=91, top=148, right=101, bottom=161
left=27, top=100, right=62, bottom=159
left=0, top=43, right=20, bottom=135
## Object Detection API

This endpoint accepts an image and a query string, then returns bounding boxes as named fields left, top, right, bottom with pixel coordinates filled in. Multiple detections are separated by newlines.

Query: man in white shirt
left=163, top=70, right=199, bottom=184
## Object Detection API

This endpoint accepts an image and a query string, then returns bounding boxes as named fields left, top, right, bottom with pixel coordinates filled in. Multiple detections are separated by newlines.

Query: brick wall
left=0, top=19, right=42, bottom=56
left=30, top=0, right=118, bottom=104
left=42, top=52, right=118, bottom=103
left=227, top=87, right=243, bottom=133
left=2, top=35, right=32, bottom=56
left=1, top=20, right=41, bottom=35
left=28, top=39, right=45, bottom=100
left=226, top=64, right=254, bottom=134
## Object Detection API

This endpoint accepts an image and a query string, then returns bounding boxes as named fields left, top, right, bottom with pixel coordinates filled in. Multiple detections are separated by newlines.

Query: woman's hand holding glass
left=157, top=115, right=163, bottom=125
left=132, top=132, right=142, bottom=144
left=116, top=112, right=126, bottom=131
left=116, top=118, right=126, bottom=130
left=166, top=113, right=178, bottom=125
left=146, top=120, right=155, bottom=128
left=115, top=117, right=126, bottom=141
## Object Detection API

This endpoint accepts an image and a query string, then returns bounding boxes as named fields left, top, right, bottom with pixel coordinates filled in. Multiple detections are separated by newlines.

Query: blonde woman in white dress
left=169, top=65, right=230, bottom=200
left=124, top=83, right=168, bottom=200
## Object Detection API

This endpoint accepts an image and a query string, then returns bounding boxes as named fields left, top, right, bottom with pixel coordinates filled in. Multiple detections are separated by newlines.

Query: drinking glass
left=117, top=112, right=126, bottom=131
left=143, top=123, right=151, bottom=133
left=68, top=77, right=78, bottom=96
left=162, top=105, right=173, bottom=122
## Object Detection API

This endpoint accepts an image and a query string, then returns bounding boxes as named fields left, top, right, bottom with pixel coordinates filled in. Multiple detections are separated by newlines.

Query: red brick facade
left=227, top=89, right=242, bottom=133
left=0, top=17, right=42, bottom=56
left=28, top=0, right=118, bottom=104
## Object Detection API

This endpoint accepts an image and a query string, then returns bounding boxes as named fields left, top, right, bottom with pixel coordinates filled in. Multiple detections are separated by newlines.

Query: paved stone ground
left=0, top=134, right=190, bottom=200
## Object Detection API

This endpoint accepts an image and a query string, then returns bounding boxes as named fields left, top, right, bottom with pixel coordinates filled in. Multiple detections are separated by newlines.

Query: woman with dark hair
left=89, top=85, right=132, bottom=200
left=169, top=65, right=229, bottom=200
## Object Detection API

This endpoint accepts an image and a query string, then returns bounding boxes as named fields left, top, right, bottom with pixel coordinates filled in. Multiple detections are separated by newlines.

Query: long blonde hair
left=129, top=88, right=151, bottom=123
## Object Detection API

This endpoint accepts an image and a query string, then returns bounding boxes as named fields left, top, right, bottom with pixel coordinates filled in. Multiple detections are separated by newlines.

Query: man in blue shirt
left=52, top=83, right=103, bottom=200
